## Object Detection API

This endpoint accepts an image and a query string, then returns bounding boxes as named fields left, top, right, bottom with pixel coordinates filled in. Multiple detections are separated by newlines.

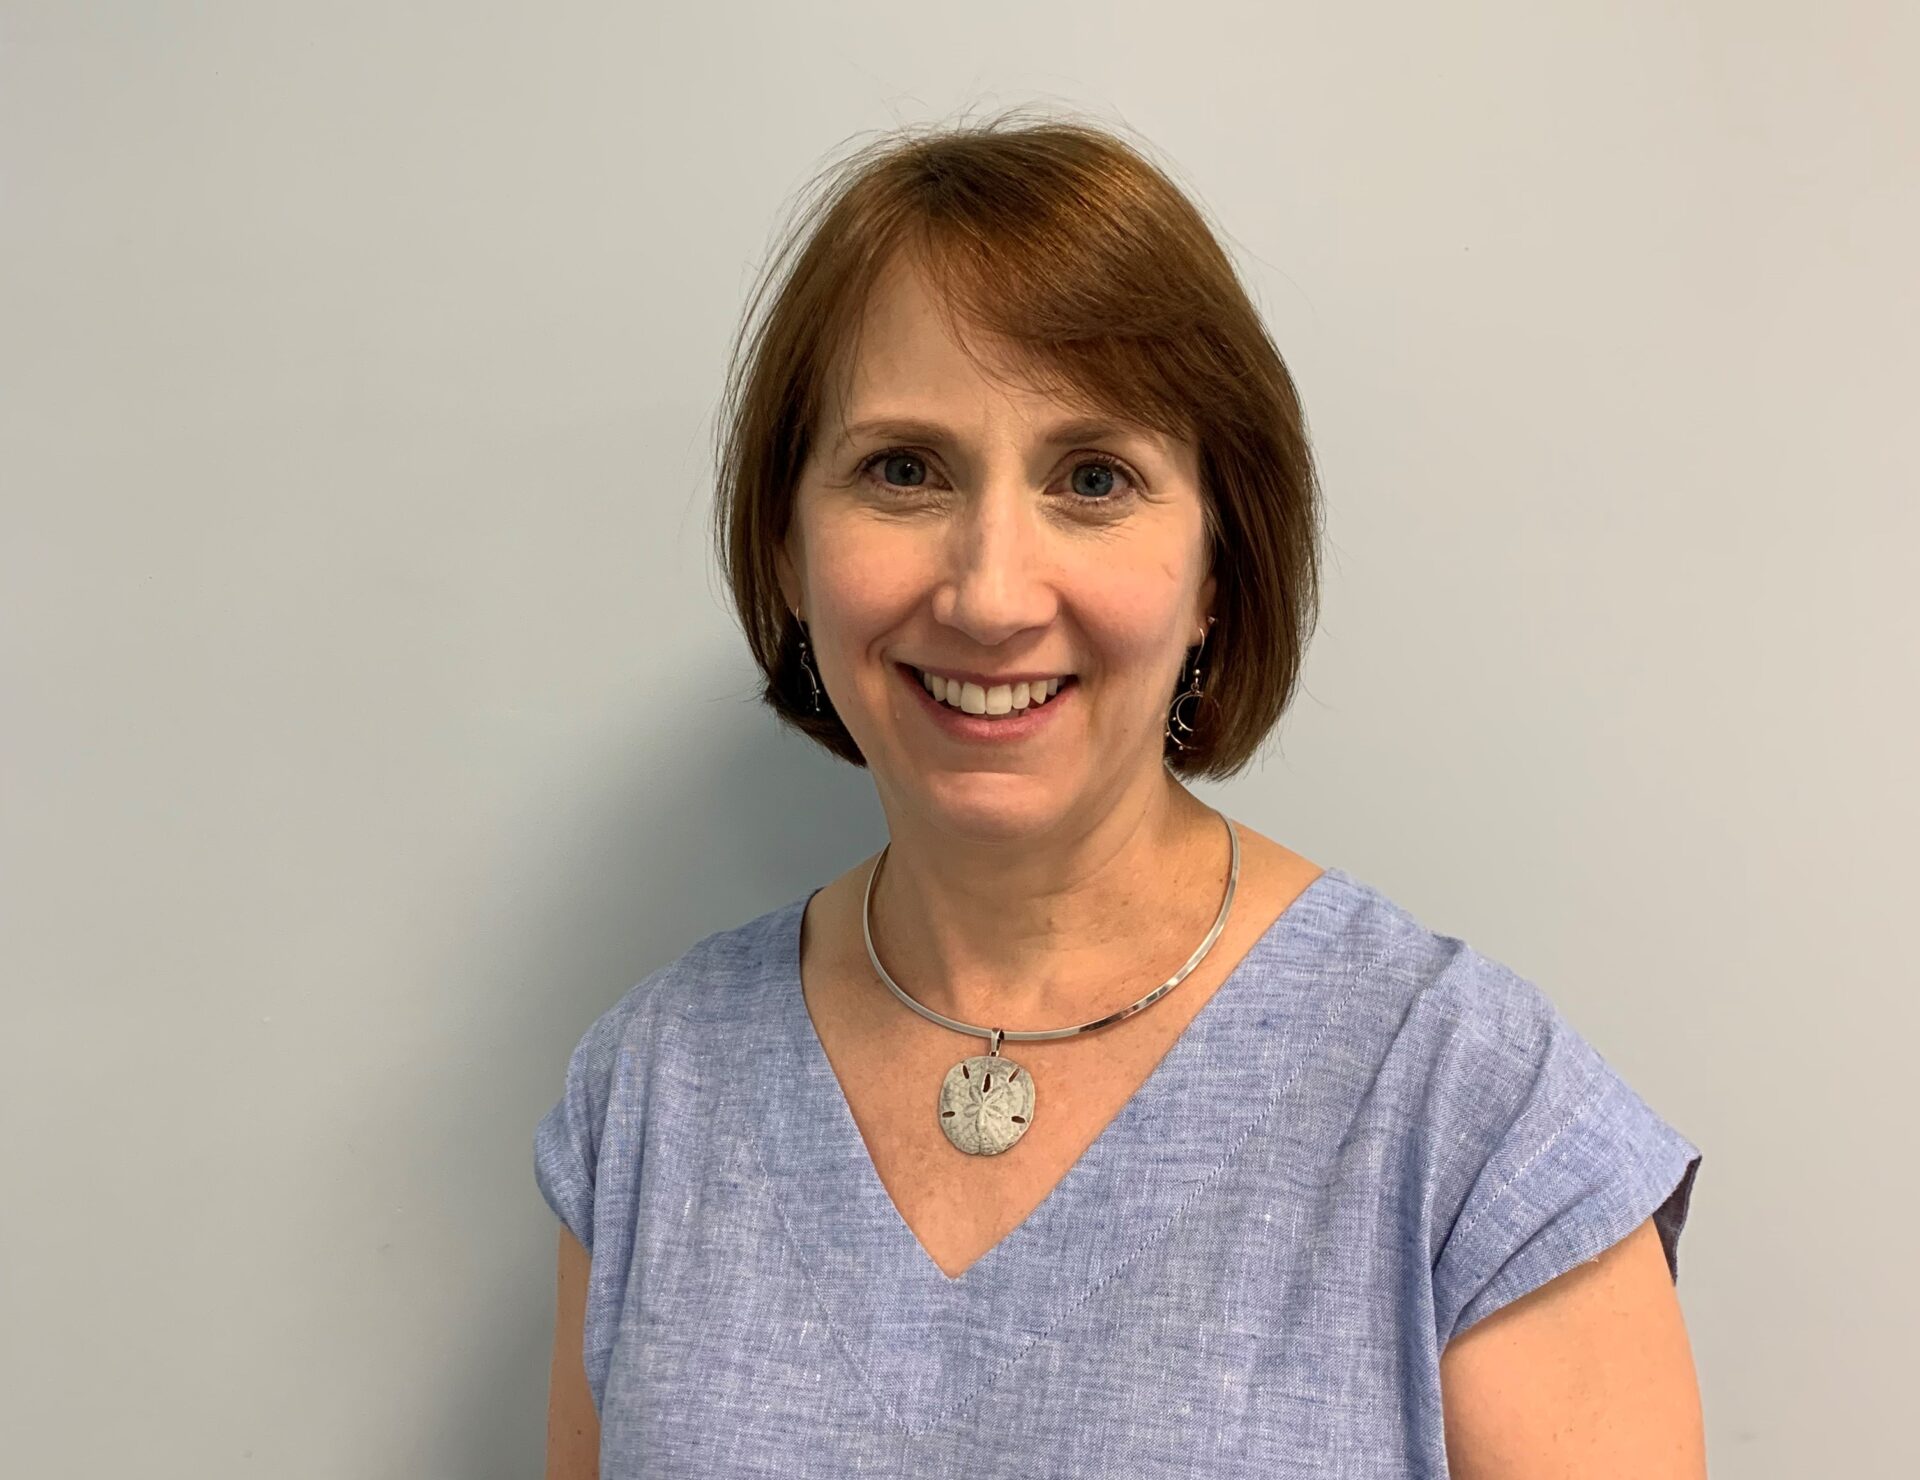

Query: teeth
left=917, top=669, right=1065, bottom=715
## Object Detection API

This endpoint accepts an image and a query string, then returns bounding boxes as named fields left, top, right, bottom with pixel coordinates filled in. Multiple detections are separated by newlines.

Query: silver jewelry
left=861, top=807, right=1241, bottom=1156
left=1166, top=616, right=1215, bottom=753
left=795, top=615, right=823, bottom=714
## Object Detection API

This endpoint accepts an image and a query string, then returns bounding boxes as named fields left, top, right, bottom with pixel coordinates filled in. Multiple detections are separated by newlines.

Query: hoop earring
left=1166, top=618, right=1215, bottom=753
left=795, top=614, right=823, bottom=715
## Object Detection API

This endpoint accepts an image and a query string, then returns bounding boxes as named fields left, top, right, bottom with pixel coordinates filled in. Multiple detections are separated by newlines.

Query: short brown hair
left=711, top=106, right=1323, bottom=781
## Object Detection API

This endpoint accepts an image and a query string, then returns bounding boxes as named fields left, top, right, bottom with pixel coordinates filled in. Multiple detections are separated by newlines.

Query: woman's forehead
left=819, top=249, right=1193, bottom=454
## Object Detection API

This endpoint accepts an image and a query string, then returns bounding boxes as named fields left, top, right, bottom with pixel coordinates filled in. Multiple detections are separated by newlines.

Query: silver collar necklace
left=860, top=808, right=1241, bottom=1157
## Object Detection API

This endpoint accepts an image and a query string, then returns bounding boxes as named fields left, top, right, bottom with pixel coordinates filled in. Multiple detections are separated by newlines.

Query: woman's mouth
left=896, top=663, right=1078, bottom=742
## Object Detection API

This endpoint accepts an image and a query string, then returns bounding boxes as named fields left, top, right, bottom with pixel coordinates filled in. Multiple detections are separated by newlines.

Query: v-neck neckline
left=748, top=864, right=1351, bottom=1268
left=739, top=864, right=1358, bottom=1430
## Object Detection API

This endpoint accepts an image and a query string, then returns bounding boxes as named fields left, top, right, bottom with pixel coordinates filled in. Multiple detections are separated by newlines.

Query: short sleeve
left=533, top=989, right=642, bottom=1257
left=1430, top=971, right=1702, bottom=1349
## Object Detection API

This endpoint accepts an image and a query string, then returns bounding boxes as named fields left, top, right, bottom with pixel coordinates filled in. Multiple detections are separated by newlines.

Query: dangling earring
left=794, top=611, right=823, bottom=715
left=1166, top=617, right=1215, bottom=752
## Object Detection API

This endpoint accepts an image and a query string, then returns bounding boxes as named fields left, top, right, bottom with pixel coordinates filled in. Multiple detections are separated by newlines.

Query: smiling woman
left=715, top=113, right=1322, bottom=785
left=535, top=106, right=1703, bottom=1480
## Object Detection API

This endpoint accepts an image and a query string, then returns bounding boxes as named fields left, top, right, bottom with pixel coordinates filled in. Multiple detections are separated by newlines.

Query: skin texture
left=1439, top=1216, right=1708, bottom=1478
left=544, top=1227, right=598, bottom=1479
left=794, top=821, right=1325, bottom=1281
left=774, top=246, right=1225, bottom=1028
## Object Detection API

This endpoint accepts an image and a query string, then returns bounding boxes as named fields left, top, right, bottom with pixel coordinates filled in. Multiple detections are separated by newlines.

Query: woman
left=536, top=112, right=1704, bottom=1478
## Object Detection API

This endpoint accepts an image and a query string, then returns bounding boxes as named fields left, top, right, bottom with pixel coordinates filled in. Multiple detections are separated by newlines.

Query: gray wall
left=4, top=2, right=1911, bottom=1474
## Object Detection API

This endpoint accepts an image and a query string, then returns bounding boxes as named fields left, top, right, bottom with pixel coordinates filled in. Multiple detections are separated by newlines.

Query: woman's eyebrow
left=832, top=415, right=1156, bottom=452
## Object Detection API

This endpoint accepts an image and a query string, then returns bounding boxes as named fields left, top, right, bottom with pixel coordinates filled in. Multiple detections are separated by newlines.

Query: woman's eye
left=866, top=450, right=933, bottom=489
left=1066, top=458, right=1133, bottom=501
left=857, top=449, right=1140, bottom=507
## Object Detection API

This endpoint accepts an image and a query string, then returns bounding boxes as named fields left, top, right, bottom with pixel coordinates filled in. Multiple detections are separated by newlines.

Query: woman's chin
left=895, top=771, right=1089, bottom=832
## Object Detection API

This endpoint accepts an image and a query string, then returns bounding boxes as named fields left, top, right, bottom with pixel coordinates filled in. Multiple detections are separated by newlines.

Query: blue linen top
left=534, top=863, right=1701, bottom=1478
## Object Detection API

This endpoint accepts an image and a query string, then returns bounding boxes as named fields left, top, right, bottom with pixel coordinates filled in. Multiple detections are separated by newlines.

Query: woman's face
left=778, top=254, right=1216, bottom=841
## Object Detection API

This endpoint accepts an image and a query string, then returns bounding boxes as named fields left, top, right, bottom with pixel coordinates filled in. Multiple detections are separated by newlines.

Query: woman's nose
left=931, top=485, right=1058, bottom=642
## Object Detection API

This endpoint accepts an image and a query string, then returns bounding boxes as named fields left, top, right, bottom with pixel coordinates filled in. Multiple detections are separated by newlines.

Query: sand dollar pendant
left=936, top=1029, right=1036, bottom=1156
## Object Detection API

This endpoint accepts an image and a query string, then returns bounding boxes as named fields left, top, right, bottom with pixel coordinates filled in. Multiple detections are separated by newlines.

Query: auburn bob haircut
left=711, top=106, right=1323, bottom=781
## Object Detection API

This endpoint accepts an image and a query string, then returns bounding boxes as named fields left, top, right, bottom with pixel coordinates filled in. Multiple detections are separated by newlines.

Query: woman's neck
left=861, top=778, right=1232, bottom=1024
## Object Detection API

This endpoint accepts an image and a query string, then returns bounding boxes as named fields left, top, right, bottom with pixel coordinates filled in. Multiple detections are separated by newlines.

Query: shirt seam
left=1451, top=1060, right=1608, bottom=1248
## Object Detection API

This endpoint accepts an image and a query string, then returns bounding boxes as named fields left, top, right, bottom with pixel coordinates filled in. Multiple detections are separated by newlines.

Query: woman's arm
left=545, top=1226, right=600, bottom=1480
left=1439, top=1216, right=1706, bottom=1478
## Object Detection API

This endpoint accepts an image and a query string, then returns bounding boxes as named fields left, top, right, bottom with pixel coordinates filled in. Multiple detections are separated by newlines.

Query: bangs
left=813, top=200, right=1224, bottom=463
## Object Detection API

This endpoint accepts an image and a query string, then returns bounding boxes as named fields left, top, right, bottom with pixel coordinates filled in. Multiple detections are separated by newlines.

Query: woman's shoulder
left=1290, top=861, right=1608, bottom=1096
left=558, top=890, right=810, bottom=1058
left=1208, top=822, right=1539, bottom=1040
left=1310, top=864, right=1700, bottom=1253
